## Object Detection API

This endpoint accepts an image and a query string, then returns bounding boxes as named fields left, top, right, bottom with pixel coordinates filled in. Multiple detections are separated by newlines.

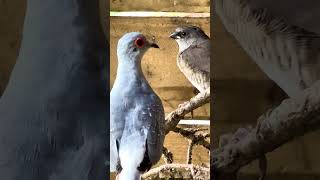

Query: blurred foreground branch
left=212, top=80, right=320, bottom=179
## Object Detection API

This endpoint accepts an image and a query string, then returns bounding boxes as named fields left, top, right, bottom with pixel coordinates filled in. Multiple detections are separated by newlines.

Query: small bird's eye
left=181, top=32, right=187, bottom=36
left=134, top=38, right=145, bottom=48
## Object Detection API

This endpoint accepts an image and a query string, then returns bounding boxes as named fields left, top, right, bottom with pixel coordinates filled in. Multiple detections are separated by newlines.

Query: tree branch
left=172, top=126, right=210, bottom=150
left=153, top=89, right=210, bottom=179
left=212, top=80, right=320, bottom=179
left=162, top=146, right=173, bottom=164
left=152, top=88, right=211, bottom=178
left=187, top=140, right=195, bottom=164
left=165, top=89, right=210, bottom=134
left=142, top=164, right=210, bottom=180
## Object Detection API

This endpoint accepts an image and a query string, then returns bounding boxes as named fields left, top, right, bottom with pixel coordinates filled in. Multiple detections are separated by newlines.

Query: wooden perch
left=165, top=89, right=210, bottom=134
left=212, top=80, right=320, bottom=179
left=142, top=164, right=210, bottom=180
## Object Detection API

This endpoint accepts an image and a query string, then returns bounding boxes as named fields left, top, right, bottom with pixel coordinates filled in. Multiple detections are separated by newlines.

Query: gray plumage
left=215, top=0, right=320, bottom=98
left=0, top=1, right=108, bottom=180
left=170, top=26, right=211, bottom=92
left=110, top=32, right=165, bottom=180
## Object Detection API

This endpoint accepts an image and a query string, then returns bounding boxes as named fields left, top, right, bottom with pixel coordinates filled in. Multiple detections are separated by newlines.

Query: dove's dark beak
left=150, top=43, right=159, bottom=48
left=169, top=32, right=179, bottom=39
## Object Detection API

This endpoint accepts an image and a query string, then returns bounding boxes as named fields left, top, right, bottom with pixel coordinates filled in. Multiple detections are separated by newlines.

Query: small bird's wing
left=179, top=40, right=211, bottom=91
left=179, top=40, right=211, bottom=75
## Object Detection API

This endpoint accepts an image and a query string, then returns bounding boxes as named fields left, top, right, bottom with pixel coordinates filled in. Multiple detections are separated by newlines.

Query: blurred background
left=110, top=0, right=210, bottom=178
left=212, top=2, right=320, bottom=179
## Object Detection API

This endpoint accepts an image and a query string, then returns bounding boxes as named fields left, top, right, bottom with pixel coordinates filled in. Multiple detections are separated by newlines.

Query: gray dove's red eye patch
left=134, top=37, right=145, bottom=48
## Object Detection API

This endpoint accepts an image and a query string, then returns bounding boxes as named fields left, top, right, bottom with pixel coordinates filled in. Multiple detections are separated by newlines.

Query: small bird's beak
left=150, top=43, right=159, bottom=48
left=169, top=32, right=179, bottom=39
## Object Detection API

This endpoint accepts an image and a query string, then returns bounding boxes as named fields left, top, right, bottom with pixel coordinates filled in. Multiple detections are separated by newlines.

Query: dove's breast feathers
left=110, top=75, right=164, bottom=172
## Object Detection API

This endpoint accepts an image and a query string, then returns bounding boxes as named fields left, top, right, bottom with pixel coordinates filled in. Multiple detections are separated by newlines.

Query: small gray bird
left=170, top=26, right=211, bottom=93
left=110, top=32, right=165, bottom=180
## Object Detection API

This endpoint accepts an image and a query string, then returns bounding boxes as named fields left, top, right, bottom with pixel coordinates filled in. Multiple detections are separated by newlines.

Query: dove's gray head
left=117, top=32, right=159, bottom=63
left=170, top=26, right=209, bottom=52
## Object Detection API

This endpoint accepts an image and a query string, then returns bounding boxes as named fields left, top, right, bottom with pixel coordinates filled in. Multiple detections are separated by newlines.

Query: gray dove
left=170, top=26, right=211, bottom=93
left=110, top=32, right=165, bottom=180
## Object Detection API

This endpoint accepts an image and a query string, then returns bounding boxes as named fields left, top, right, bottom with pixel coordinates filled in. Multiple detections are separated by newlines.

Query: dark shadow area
left=0, top=1, right=109, bottom=179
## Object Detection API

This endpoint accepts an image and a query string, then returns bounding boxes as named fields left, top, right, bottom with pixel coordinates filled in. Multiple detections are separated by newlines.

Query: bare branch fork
left=173, top=127, right=210, bottom=164
left=164, top=89, right=210, bottom=158
left=173, top=127, right=210, bottom=150
left=161, top=88, right=210, bottom=158
left=212, top=80, right=320, bottom=180
left=165, top=88, right=210, bottom=133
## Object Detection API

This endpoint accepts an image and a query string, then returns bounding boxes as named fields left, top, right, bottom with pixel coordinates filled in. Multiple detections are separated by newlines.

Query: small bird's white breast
left=177, top=58, right=209, bottom=92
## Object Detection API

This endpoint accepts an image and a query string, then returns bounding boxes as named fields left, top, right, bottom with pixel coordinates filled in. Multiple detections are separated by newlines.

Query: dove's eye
left=134, top=38, right=145, bottom=48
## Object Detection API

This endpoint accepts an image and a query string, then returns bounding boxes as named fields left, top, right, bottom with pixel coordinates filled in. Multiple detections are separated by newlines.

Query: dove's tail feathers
left=118, top=130, right=148, bottom=180
left=110, top=139, right=119, bottom=172
left=118, top=168, right=141, bottom=180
